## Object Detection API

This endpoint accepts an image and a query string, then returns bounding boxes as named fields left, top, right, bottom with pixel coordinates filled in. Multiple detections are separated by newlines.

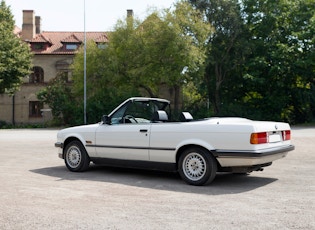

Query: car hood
left=58, top=123, right=100, bottom=135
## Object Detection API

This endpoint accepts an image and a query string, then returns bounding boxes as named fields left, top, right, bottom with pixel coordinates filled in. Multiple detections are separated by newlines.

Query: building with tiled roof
left=29, top=31, right=108, bottom=55
left=0, top=10, right=109, bottom=124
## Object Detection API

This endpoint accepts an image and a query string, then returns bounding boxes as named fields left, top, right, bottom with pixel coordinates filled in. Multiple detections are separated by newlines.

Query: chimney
left=21, top=10, right=35, bottom=40
left=35, top=16, right=41, bottom=34
left=127, top=9, right=133, bottom=18
left=127, top=9, right=133, bottom=27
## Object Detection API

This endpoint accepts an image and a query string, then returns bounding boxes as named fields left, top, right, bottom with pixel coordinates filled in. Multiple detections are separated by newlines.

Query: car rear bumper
left=213, top=145, right=295, bottom=167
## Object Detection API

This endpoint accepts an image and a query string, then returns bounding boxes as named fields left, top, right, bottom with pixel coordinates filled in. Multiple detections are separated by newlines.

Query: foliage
left=71, top=41, right=140, bottom=124
left=71, top=1, right=211, bottom=123
left=0, top=0, right=32, bottom=95
left=39, top=0, right=315, bottom=124
left=0, top=120, right=47, bottom=129
left=189, top=0, right=315, bottom=123
left=107, top=1, right=211, bottom=113
left=37, top=73, right=81, bottom=125
left=241, top=0, right=315, bottom=123
left=188, top=0, right=249, bottom=115
left=182, top=81, right=212, bottom=119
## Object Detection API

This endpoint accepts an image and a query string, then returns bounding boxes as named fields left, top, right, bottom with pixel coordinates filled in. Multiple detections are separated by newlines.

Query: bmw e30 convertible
left=55, top=97, right=295, bottom=186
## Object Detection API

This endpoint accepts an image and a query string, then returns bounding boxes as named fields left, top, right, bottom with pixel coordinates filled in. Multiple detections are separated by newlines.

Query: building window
left=58, top=71, right=72, bottom=83
left=32, top=43, right=46, bottom=51
left=65, top=44, right=78, bottom=50
left=97, top=43, right=107, bottom=49
left=29, top=66, right=44, bottom=83
left=29, top=101, right=43, bottom=117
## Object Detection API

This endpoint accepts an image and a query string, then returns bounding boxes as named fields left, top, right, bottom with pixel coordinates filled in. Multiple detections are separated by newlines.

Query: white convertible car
left=55, top=97, right=294, bottom=186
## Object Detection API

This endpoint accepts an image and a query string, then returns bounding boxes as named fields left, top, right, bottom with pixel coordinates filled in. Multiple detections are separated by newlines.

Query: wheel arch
left=175, top=143, right=220, bottom=168
left=62, top=136, right=86, bottom=158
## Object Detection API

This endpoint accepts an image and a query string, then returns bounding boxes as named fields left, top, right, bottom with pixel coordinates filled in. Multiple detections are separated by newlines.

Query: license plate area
left=268, top=132, right=281, bottom=143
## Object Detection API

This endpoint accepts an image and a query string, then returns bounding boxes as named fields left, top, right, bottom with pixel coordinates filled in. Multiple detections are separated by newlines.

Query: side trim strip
left=86, top=144, right=175, bottom=151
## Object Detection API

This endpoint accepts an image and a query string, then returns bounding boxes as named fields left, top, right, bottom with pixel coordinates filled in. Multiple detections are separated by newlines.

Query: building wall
left=29, top=54, right=73, bottom=83
left=0, top=54, right=73, bottom=124
left=0, top=94, right=13, bottom=123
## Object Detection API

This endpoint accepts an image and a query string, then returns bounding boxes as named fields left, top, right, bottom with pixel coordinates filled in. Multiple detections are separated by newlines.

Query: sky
left=5, top=0, right=177, bottom=32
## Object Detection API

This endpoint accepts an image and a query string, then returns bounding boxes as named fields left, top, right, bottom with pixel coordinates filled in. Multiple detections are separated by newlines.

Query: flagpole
left=83, top=0, right=87, bottom=124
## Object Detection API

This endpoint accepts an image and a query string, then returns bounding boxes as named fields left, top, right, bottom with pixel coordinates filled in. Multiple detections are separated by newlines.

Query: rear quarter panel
left=149, top=121, right=254, bottom=163
left=148, top=119, right=292, bottom=163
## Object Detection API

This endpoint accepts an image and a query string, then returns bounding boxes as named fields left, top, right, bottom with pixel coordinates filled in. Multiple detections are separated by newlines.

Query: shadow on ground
left=30, top=164, right=277, bottom=195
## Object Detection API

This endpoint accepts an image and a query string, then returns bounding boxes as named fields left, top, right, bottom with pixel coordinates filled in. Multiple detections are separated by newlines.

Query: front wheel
left=178, top=147, right=217, bottom=186
left=64, top=140, right=90, bottom=172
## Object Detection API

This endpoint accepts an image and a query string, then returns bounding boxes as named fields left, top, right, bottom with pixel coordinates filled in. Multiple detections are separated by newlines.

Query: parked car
left=55, top=97, right=294, bottom=186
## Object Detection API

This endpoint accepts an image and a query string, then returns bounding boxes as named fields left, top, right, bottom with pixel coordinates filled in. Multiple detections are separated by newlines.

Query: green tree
left=242, top=0, right=315, bottom=122
left=189, top=0, right=248, bottom=115
left=0, top=0, right=32, bottom=94
left=105, top=1, right=211, bottom=114
left=72, top=1, right=211, bottom=122
left=72, top=41, right=139, bottom=124
left=37, top=73, right=81, bottom=125
left=190, top=0, right=315, bottom=123
left=159, top=2, right=212, bottom=113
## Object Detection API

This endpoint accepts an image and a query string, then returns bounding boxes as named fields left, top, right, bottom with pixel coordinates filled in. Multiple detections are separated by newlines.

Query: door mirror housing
left=102, top=115, right=111, bottom=124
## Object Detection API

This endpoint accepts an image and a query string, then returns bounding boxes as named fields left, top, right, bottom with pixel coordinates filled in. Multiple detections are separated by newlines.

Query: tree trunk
left=214, top=63, right=224, bottom=115
left=139, top=84, right=156, bottom=98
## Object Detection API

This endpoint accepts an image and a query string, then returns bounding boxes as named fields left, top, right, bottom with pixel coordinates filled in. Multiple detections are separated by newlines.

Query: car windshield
left=110, top=99, right=170, bottom=124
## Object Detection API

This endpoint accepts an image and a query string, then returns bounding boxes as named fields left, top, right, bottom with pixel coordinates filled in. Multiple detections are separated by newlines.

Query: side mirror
left=102, top=115, right=111, bottom=124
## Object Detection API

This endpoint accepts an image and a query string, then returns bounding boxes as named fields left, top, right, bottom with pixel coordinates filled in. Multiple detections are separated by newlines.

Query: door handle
left=139, top=129, right=148, bottom=133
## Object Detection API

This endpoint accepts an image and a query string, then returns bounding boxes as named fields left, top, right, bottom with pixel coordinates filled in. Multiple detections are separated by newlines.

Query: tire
left=64, top=140, right=90, bottom=172
left=178, top=147, right=217, bottom=186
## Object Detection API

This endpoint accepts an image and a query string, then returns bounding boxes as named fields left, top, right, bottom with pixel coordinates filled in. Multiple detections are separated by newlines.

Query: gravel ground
left=0, top=127, right=314, bottom=230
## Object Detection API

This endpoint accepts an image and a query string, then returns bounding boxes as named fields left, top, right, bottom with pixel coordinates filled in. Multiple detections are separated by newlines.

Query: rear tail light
left=251, top=130, right=291, bottom=144
left=250, top=132, right=268, bottom=144
left=282, top=130, right=291, bottom=141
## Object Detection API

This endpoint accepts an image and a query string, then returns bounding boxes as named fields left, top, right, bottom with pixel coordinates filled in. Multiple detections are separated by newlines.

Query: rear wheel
left=64, top=140, right=90, bottom=172
left=178, top=147, right=217, bottom=186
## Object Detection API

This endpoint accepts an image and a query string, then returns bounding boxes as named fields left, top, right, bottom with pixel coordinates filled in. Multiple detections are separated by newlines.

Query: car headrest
left=179, top=112, right=193, bottom=122
left=152, top=110, right=168, bottom=122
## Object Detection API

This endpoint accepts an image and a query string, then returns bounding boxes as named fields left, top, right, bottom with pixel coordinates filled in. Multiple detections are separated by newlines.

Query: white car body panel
left=95, top=124, right=151, bottom=161
left=57, top=118, right=292, bottom=164
left=55, top=97, right=294, bottom=176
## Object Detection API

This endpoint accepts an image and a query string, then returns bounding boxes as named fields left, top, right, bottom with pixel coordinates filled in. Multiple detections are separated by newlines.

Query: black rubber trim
left=90, top=157, right=177, bottom=172
left=55, top=142, right=63, bottom=148
left=86, top=144, right=175, bottom=151
left=212, top=145, right=295, bottom=158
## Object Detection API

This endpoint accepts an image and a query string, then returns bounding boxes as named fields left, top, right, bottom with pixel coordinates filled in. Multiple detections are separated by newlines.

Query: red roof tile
left=61, top=34, right=81, bottom=43
left=95, top=34, right=108, bottom=43
left=28, top=31, right=109, bottom=54
left=14, top=26, right=22, bottom=37
left=31, top=34, right=52, bottom=44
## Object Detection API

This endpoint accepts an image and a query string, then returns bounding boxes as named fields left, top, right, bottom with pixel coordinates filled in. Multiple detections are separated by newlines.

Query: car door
left=95, top=100, right=153, bottom=161
left=95, top=123, right=150, bottom=161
